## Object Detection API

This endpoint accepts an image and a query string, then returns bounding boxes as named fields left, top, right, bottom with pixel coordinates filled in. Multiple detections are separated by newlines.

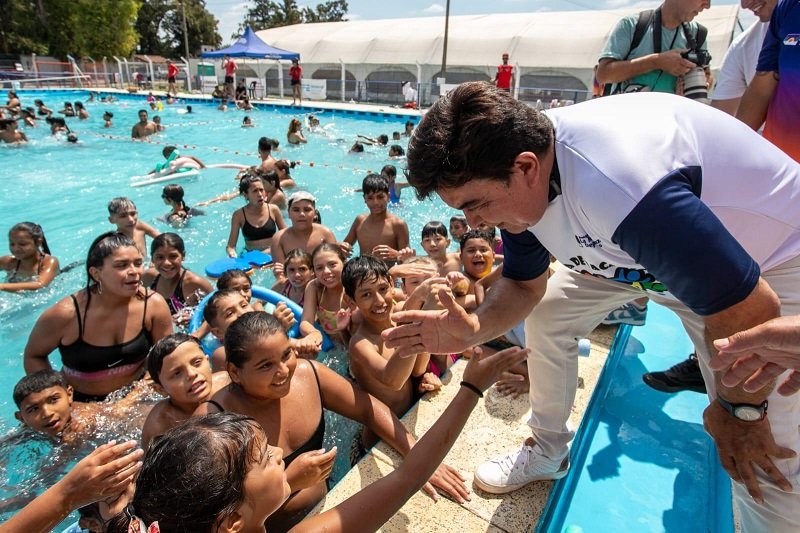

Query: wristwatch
left=716, top=396, right=768, bottom=422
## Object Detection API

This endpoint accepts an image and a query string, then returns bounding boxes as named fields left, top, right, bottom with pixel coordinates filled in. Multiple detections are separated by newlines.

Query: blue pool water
left=0, top=89, right=455, bottom=524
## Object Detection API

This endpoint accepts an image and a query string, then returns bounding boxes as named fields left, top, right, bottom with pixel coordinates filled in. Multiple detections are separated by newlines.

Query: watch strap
left=717, top=395, right=768, bottom=421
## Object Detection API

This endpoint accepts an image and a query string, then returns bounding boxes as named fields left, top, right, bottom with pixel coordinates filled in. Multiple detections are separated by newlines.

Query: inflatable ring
left=189, top=286, right=334, bottom=353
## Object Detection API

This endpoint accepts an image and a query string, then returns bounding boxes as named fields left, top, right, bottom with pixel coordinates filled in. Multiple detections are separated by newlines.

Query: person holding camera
left=596, top=0, right=711, bottom=98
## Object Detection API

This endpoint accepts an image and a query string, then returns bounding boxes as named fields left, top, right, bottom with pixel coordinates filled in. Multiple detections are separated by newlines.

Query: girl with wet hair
left=23, top=232, right=173, bottom=402
left=102, top=342, right=525, bottom=532
left=287, top=118, right=307, bottom=145
left=261, top=169, right=286, bottom=209
left=275, top=159, right=297, bottom=188
left=0, top=222, right=60, bottom=292
left=226, top=173, right=286, bottom=258
left=161, top=184, right=203, bottom=224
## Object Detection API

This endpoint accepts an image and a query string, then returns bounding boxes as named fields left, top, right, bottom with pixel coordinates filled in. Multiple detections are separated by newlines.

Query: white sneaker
left=474, top=442, right=569, bottom=494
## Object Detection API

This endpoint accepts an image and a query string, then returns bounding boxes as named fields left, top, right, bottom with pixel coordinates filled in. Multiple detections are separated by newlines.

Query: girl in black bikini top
left=1, top=222, right=60, bottom=292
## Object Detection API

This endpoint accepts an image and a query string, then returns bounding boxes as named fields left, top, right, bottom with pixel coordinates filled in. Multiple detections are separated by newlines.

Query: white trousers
left=525, top=259, right=800, bottom=532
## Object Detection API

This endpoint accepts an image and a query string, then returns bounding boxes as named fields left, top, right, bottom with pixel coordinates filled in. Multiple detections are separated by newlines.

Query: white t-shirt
left=712, top=21, right=769, bottom=100
left=501, top=92, right=800, bottom=316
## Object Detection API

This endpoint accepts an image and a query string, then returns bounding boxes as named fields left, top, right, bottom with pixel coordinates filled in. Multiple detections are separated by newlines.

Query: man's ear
left=14, top=411, right=22, bottom=422
left=513, top=152, right=542, bottom=188
left=217, top=511, right=244, bottom=532
left=66, top=385, right=74, bottom=406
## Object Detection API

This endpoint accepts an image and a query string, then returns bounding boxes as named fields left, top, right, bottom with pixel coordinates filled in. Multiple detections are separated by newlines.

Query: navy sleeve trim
left=611, top=167, right=760, bottom=316
left=501, top=229, right=550, bottom=281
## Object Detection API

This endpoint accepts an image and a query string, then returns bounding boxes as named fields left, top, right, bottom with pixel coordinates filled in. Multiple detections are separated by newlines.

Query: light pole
left=180, top=0, right=191, bottom=60
left=441, top=0, right=450, bottom=79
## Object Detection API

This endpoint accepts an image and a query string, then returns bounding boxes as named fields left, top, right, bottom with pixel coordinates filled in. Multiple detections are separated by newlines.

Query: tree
left=160, top=0, right=221, bottom=57
left=235, top=0, right=348, bottom=37
left=135, top=0, right=172, bottom=56
left=0, top=0, right=139, bottom=58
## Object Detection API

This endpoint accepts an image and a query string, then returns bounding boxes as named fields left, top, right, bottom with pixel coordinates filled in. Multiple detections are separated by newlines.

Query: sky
left=205, top=0, right=748, bottom=46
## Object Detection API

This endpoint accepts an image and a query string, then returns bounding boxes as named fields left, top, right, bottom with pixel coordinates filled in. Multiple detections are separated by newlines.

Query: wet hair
left=258, top=136, right=272, bottom=153
left=107, top=197, right=136, bottom=216
left=381, top=164, right=397, bottom=180
left=150, top=232, right=185, bottom=257
left=421, top=220, right=448, bottom=240
left=238, top=173, right=263, bottom=195
left=64, top=102, right=73, bottom=108
left=362, top=173, right=389, bottom=196
left=45, top=116, right=68, bottom=128
left=288, top=118, right=302, bottom=134
left=389, top=145, right=405, bottom=157
left=66, top=133, right=78, bottom=143
left=377, top=134, right=389, bottom=145
left=34, top=99, right=44, bottom=106
left=406, top=81, right=553, bottom=200
left=224, top=311, right=286, bottom=368
left=162, top=146, right=177, bottom=158
left=284, top=248, right=312, bottom=269
left=405, top=120, right=414, bottom=131
left=186, top=105, right=192, bottom=113
left=449, top=214, right=468, bottom=226
left=13, top=370, right=68, bottom=407
left=342, top=255, right=391, bottom=299
left=459, top=229, right=494, bottom=251
left=0, top=118, right=16, bottom=130
left=138, top=109, right=148, bottom=116
left=311, top=242, right=347, bottom=265
left=103, top=111, right=114, bottom=118
left=147, top=333, right=202, bottom=385
left=105, top=413, right=264, bottom=533
left=261, top=170, right=282, bottom=191
left=350, top=141, right=364, bottom=153
left=275, top=159, right=293, bottom=176
left=153, top=116, right=162, bottom=123
left=9, top=222, right=51, bottom=255
left=242, top=116, right=251, bottom=124
left=216, top=269, right=252, bottom=291
left=85, top=232, right=139, bottom=289
left=313, top=209, right=322, bottom=224
left=203, top=289, right=242, bottom=326
left=161, top=184, right=187, bottom=210
left=269, top=138, right=280, bottom=150
left=74, top=102, right=84, bottom=110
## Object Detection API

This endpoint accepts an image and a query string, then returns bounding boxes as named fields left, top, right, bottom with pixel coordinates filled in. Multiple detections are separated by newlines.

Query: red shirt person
left=289, top=58, right=303, bottom=106
left=167, top=61, right=179, bottom=95
left=494, top=53, right=514, bottom=91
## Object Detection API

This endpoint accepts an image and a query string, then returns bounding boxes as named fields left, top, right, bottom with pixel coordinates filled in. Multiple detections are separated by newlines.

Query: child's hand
left=396, top=247, right=417, bottom=262
left=335, top=307, right=352, bottom=332
left=372, top=244, right=399, bottom=262
left=462, top=346, right=530, bottom=393
left=59, top=440, right=143, bottom=510
left=286, top=447, right=337, bottom=491
left=272, top=261, right=285, bottom=280
left=417, top=372, right=442, bottom=393
left=292, top=336, right=322, bottom=358
left=494, top=369, right=529, bottom=398
left=338, top=241, right=353, bottom=257
left=273, top=301, right=296, bottom=331
left=446, top=271, right=470, bottom=296
left=423, top=463, right=469, bottom=503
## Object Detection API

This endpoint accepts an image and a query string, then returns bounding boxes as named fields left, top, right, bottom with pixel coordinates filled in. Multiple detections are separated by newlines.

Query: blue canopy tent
left=200, top=27, right=299, bottom=60
left=201, top=27, right=299, bottom=97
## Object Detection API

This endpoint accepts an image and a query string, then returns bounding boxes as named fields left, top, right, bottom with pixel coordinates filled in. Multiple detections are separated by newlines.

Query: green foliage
left=235, top=0, right=348, bottom=38
left=0, top=0, right=140, bottom=58
left=160, top=0, right=221, bottom=58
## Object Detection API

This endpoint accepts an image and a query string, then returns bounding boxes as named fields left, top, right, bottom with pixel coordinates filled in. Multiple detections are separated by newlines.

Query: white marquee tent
left=255, top=5, right=740, bottom=94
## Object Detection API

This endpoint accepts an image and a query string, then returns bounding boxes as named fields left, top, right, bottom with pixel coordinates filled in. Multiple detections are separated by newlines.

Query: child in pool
left=342, top=174, right=410, bottom=266
left=161, top=183, right=203, bottom=225
left=287, top=118, right=307, bottom=144
left=102, top=111, right=113, bottom=128
left=241, top=115, right=254, bottom=128
left=140, top=334, right=230, bottom=449
left=142, top=233, right=213, bottom=326
left=226, top=174, right=286, bottom=258
left=107, top=197, right=160, bottom=259
left=0, top=222, right=60, bottom=292
left=344, top=256, right=440, bottom=418
left=449, top=214, right=469, bottom=244
left=272, top=248, right=314, bottom=306
left=93, top=351, right=527, bottom=533
left=194, top=312, right=471, bottom=531
left=420, top=220, right=462, bottom=275
left=300, top=243, right=352, bottom=348
left=270, top=191, right=336, bottom=265
left=203, top=289, right=298, bottom=371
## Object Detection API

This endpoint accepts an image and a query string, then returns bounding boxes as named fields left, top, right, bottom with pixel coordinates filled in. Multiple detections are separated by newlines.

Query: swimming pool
left=0, top=89, right=455, bottom=526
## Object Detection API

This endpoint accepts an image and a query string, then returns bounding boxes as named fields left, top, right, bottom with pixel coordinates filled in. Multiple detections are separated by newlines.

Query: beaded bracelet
left=460, top=380, right=484, bottom=398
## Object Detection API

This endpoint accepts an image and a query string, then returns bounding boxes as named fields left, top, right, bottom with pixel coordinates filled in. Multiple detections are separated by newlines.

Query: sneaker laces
left=493, top=445, right=534, bottom=475
left=669, top=354, right=699, bottom=376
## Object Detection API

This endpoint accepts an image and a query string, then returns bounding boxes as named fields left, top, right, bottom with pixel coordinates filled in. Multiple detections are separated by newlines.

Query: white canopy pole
left=277, top=60, right=284, bottom=99
left=340, top=59, right=346, bottom=102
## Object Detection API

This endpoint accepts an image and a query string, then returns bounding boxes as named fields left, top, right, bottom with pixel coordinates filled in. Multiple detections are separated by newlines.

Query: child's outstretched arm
left=293, top=346, right=529, bottom=533
left=350, top=336, right=420, bottom=391
left=0, top=440, right=143, bottom=533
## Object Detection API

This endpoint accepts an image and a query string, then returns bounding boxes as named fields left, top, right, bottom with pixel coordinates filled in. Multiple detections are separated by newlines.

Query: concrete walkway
left=309, top=325, right=619, bottom=532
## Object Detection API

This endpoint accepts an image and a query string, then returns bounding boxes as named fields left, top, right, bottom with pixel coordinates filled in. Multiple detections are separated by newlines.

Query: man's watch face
left=734, top=406, right=764, bottom=421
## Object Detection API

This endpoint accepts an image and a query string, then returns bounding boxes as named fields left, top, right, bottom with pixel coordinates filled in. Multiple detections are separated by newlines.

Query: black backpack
left=601, top=8, right=708, bottom=96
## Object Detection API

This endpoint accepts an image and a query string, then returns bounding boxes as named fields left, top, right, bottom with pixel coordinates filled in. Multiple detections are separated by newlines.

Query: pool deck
left=307, top=324, right=618, bottom=532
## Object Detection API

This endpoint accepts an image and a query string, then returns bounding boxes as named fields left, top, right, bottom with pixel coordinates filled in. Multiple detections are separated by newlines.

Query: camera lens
left=682, top=67, right=708, bottom=103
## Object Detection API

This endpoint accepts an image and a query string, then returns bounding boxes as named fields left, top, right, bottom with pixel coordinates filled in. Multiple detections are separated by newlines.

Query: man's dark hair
left=13, top=370, right=68, bottom=407
left=406, top=81, right=553, bottom=200
left=258, top=136, right=272, bottom=153
left=459, top=229, right=495, bottom=251
left=362, top=173, right=389, bottom=196
left=342, top=255, right=391, bottom=299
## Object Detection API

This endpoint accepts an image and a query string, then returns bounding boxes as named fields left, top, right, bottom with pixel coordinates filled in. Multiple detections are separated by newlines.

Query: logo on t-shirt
left=575, top=234, right=602, bottom=248
left=784, top=34, right=799, bottom=45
